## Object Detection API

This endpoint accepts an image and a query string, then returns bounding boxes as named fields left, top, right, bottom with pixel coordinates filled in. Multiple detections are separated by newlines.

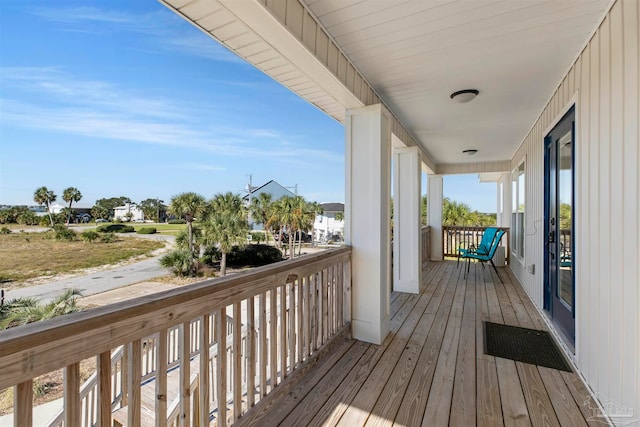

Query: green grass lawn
left=70, top=222, right=187, bottom=236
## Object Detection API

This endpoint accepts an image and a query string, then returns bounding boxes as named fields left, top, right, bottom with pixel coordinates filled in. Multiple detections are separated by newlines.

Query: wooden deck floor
left=240, top=261, right=599, bottom=427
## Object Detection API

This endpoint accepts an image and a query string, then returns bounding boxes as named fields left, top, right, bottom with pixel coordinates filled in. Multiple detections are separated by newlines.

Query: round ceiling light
left=463, top=149, right=478, bottom=156
left=450, top=89, right=479, bottom=103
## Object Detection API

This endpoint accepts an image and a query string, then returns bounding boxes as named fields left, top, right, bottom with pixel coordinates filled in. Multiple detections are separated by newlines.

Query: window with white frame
left=511, top=160, right=525, bottom=261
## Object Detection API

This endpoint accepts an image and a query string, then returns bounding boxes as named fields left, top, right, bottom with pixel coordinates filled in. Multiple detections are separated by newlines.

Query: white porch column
left=427, top=174, right=444, bottom=260
left=393, top=146, right=422, bottom=293
left=497, top=172, right=511, bottom=228
left=345, top=104, right=391, bottom=345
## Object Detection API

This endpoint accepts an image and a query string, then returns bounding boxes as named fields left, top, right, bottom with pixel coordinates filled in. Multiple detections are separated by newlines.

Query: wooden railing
left=0, top=247, right=351, bottom=427
left=421, top=226, right=430, bottom=267
left=442, top=226, right=510, bottom=264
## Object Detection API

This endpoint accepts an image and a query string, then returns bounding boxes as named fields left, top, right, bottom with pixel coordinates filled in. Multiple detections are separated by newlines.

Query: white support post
left=393, top=146, right=422, bottom=293
left=497, top=172, right=511, bottom=228
left=428, top=175, right=444, bottom=261
left=345, top=104, right=391, bottom=345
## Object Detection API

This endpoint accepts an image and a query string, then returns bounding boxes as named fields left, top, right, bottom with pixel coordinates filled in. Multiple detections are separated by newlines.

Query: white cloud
left=0, top=69, right=342, bottom=165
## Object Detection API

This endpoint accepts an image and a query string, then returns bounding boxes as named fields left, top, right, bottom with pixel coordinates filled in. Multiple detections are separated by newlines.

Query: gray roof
left=320, top=202, right=344, bottom=212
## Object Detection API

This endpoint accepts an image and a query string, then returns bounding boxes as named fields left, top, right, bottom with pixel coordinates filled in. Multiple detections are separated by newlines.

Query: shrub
left=136, top=227, right=157, bottom=234
left=96, top=224, right=135, bottom=233
left=81, top=230, right=99, bottom=243
left=100, top=232, right=116, bottom=243
left=168, top=219, right=186, bottom=224
left=160, top=249, right=195, bottom=276
left=250, top=232, right=265, bottom=244
left=203, top=244, right=283, bottom=268
left=0, top=227, right=11, bottom=234
left=53, top=225, right=76, bottom=241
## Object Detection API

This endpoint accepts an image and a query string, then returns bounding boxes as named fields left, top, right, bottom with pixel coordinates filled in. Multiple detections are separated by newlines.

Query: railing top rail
left=443, top=225, right=509, bottom=231
left=0, top=246, right=351, bottom=389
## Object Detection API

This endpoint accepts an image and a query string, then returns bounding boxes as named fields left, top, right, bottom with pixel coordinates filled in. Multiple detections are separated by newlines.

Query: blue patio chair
left=463, top=229, right=506, bottom=283
left=457, top=227, right=499, bottom=266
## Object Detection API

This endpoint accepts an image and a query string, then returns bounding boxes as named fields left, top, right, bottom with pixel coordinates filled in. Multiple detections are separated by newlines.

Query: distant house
left=313, top=202, right=344, bottom=243
left=113, top=203, right=144, bottom=222
left=243, top=180, right=296, bottom=230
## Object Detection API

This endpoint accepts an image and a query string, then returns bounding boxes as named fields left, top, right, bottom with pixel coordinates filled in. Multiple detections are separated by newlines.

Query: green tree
left=421, top=195, right=428, bottom=225
left=250, top=192, right=275, bottom=244
left=168, top=192, right=206, bottom=257
left=33, top=186, right=56, bottom=227
left=139, top=198, right=167, bottom=222
left=559, top=203, right=572, bottom=230
left=202, top=192, right=249, bottom=276
left=334, top=211, right=344, bottom=222
left=92, top=196, right=132, bottom=220
left=62, top=187, right=82, bottom=225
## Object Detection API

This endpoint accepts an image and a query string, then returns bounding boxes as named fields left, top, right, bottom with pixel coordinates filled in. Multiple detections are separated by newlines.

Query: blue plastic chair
left=458, top=227, right=499, bottom=265
left=463, top=229, right=506, bottom=283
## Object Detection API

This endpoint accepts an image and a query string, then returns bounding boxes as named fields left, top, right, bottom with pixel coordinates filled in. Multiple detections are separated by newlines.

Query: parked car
left=95, top=218, right=109, bottom=223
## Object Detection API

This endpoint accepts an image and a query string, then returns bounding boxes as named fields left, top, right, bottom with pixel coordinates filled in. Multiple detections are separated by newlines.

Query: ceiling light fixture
left=463, top=149, right=478, bottom=156
left=450, top=89, right=479, bottom=103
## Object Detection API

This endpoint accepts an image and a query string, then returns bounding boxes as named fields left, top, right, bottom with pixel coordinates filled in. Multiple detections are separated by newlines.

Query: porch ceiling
left=302, top=0, right=610, bottom=164
left=161, top=0, right=611, bottom=166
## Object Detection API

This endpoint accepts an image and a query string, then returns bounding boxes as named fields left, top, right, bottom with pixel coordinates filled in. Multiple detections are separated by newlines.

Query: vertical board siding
left=510, top=0, right=639, bottom=419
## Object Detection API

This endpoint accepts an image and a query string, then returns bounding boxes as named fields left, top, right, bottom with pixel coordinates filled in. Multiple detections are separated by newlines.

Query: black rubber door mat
left=483, top=322, right=572, bottom=372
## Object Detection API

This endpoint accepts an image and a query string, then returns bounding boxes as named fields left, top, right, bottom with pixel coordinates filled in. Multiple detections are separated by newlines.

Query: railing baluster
left=128, top=339, right=142, bottom=427
left=215, top=308, right=227, bottom=427
left=303, top=276, right=310, bottom=359
left=279, top=284, right=287, bottom=379
left=288, top=281, right=296, bottom=373
left=97, top=351, right=111, bottom=426
left=259, top=292, right=267, bottom=398
left=270, top=288, right=278, bottom=389
left=122, top=345, right=129, bottom=407
left=297, top=277, right=303, bottom=366
left=200, top=314, right=210, bottom=427
left=316, top=271, right=322, bottom=349
left=344, top=259, right=351, bottom=326
left=247, top=295, right=255, bottom=408
left=156, top=328, right=168, bottom=427
left=179, top=321, right=191, bottom=427
left=233, top=302, right=242, bottom=421
left=64, top=362, right=80, bottom=427
left=323, top=269, right=329, bottom=344
left=14, top=380, right=33, bottom=427
left=337, top=263, right=344, bottom=329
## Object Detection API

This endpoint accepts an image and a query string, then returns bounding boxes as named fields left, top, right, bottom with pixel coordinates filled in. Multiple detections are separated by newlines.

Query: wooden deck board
left=142, top=260, right=596, bottom=427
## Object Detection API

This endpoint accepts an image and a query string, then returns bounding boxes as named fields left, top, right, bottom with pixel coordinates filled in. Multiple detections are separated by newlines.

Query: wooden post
left=156, top=328, right=168, bottom=427
left=215, top=308, right=227, bottom=427
left=97, top=351, right=111, bottom=427
left=14, top=380, right=33, bottom=427
left=233, top=302, right=242, bottom=421
left=128, top=340, right=142, bottom=427
left=64, top=362, right=80, bottom=427
left=180, top=322, right=191, bottom=427
left=199, top=314, right=210, bottom=427
left=259, top=292, right=267, bottom=397
left=246, top=295, right=255, bottom=408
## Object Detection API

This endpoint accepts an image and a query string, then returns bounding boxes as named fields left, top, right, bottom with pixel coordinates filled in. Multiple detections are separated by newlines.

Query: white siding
left=511, top=0, right=639, bottom=420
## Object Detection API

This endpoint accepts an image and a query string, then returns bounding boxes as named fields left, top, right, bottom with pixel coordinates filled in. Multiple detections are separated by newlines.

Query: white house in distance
left=313, top=202, right=344, bottom=242
left=113, top=203, right=144, bottom=222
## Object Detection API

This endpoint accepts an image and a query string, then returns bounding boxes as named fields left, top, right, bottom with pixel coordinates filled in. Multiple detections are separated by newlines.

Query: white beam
left=428, top=175, right=444, bottom=261
left=345, top=104, right=391, bottom=345
left=393, top=147, right=422, bottom=294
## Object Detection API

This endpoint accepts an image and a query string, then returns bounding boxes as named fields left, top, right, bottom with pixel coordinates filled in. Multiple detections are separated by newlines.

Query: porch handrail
left=442, top=226, right=510, bottom=264
left=1, top=246, right=351, bottom=426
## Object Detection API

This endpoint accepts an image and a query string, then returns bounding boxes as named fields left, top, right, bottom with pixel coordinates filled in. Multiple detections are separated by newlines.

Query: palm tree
left=62, top=187, right=82, bottom=225
left=168, top=192, right=206, bottom=256
left=250, top=192, right=274, bottom=244
left=0, top=289, right=82, bottom=330
left=273, top=196, right=298, bottom=259
left=202, top=192, right=249, bottom=276
left=334, top=211, right=344, bottom=222
left=33, top=186, right=56, bottom=227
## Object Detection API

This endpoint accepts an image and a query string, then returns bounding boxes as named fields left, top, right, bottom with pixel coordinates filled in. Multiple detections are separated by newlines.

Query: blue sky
left=0, top=1, right=495, bottom=212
